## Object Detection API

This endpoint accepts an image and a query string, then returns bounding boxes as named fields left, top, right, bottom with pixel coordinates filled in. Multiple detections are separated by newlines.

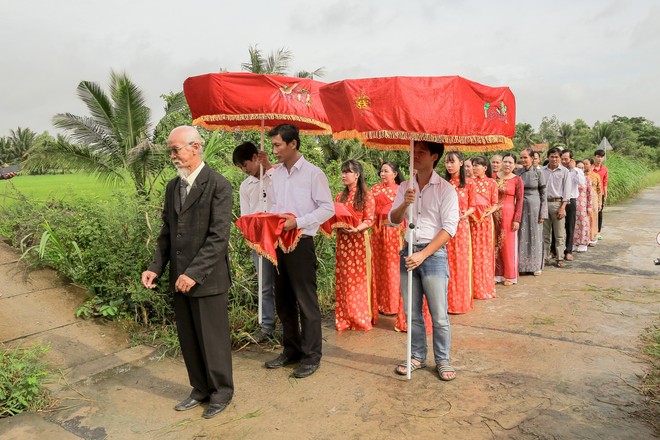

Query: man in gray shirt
left=541, top=147, right=571, bottom=268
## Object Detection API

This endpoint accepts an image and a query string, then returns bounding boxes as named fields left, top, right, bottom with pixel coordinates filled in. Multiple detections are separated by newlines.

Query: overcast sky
left=1, top=0, right=658, bottom=137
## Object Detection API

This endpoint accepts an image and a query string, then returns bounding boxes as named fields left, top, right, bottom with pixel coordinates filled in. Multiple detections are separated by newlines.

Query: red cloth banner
left=235, top=213, right=303, bottom=266
left=320, top=202, right=360, bottom=237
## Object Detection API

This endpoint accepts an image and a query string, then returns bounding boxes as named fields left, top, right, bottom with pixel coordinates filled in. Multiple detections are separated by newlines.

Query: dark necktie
left=179, top=179, right=188, bottom=210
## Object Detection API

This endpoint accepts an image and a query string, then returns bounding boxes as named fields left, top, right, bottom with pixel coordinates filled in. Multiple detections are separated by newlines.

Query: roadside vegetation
left=639, top=323, right=660, bottom=435
left=0, top=344, right=53, bottom=418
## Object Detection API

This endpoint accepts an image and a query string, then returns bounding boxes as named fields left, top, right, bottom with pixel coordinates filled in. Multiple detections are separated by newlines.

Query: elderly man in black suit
left=141, top=125, right=233, bottom=419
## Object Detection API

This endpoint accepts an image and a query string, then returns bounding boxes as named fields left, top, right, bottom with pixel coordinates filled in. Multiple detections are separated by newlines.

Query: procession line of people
left=141, top=123, right=609, bottom=419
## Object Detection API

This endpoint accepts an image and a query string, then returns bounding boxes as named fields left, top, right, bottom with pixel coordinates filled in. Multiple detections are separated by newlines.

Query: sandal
left=503, top=280, right=514, bottom=286
left=395, top=359, right=426, bottom=376
left=564, top=254, right=574, bottom=261
left=436, top=363, right=456, bottom=381
left=556, top=260, right=566, bottom=268
left=533, top=271, right=542, bottom=276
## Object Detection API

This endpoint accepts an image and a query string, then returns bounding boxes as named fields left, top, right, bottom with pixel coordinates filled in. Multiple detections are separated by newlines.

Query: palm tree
left=558, top=123, right=574, bottom=149
left=514, top=123, right=536, bottom=149
left=295, top=67, right=327, bottom=80
left=4, top=127, right=38, bottom=162
left=0, top=137, right=11, bottom=165
left=591, top=121, right=618, bottom=147
left=240, top=45, right=327, bottom=80
left=24, top=71, right=166, bottom=196
left=241, top=45, right=293, bottom=75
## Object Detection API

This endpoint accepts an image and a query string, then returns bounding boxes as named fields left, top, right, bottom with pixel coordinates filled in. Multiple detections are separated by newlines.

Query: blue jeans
left=399, top=243, right=451, bottom=364
left=252, top=250, right=276, bottom=334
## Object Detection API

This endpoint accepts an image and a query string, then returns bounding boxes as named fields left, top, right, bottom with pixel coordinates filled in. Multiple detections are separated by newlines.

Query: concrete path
left=1, top=186, right=659, bottom=439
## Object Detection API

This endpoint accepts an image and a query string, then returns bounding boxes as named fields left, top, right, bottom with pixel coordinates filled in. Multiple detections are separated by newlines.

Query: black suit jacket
left=149, top=164, right=232, bottom=297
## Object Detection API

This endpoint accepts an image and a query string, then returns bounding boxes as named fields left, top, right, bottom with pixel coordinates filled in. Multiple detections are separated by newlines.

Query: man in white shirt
left=561, top=150, right=580, bottom=261
left=389, top=141, right=459, bottom=381
left=232, top=142, right=277, bottom=343
left=541, top=147, right=572, bottom=268
left=264, top=124, right=334, bottom=379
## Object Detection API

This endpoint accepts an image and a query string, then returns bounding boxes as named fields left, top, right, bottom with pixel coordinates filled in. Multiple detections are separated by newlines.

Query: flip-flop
left=395, top=359, right=426, bottom=375
left=556, top=260, right=567, bottom=268
left=436, top=363, right=456, bottom=381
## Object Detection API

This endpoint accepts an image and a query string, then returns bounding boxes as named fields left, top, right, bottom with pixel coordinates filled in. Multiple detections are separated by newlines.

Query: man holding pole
left=389, top=141, right=459, bottom=381
left=232, top=141, right=277, bottom=343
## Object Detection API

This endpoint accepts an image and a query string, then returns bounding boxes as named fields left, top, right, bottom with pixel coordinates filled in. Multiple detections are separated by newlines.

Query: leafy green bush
left=0, top=131, right=342, bottom=350
left=0, top=344, right=53, bottom=417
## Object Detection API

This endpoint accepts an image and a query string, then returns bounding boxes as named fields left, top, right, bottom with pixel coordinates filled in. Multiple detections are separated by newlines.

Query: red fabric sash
left=320, top=202, right=360, bottom=237
left=235, top=213, right=302, bottom=266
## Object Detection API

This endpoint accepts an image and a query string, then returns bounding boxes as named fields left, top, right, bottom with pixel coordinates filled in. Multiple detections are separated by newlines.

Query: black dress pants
left=598, top=195, right=605, bottom=232
left=174, top=291, right=234, bottom=405
left=274, top=237, right=322, bottom=365
left=564, top=198, right=577, bottom=255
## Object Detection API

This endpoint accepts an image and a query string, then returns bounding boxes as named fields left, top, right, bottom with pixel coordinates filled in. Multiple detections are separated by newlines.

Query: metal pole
left=258, top=119, right=265, bottom=325
left=406, top=139, right=415, bottom=380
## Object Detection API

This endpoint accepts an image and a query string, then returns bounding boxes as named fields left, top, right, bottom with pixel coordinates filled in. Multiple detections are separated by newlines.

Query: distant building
left=531, top=143, right=549, bottom=153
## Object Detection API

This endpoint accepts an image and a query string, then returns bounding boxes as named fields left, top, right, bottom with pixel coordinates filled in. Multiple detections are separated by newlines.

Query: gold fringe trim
left=193, top=114, right=332, bottom=135
left=243, top=241, right=279, bottom=267
left=277, top=230, right=303, bottom=254
left=333, top=130, right=513, bottom=151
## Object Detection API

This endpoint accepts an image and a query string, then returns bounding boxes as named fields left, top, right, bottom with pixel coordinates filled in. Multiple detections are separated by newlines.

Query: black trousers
left=564, top=198, right=577, bottom=255
left=174, top=292, right=234, bottom=405
left=274, top=237, right=322, bottom=365
left=598, top=195, right=605, bottom=232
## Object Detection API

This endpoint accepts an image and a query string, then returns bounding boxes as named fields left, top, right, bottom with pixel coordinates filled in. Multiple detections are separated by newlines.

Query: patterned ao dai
left=334, top=187, right=375, bottom=331
left=447, top=176, right=475, bottom=313
left=470, top=176, right=498, bottom=299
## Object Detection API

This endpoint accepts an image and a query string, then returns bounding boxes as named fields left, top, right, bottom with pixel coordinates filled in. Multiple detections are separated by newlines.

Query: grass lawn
left=0, top=174, right=132, bottom=206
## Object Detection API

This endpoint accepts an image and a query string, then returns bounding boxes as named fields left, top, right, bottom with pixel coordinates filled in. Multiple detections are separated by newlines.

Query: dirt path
left=1, top=186, right=659, bottom=440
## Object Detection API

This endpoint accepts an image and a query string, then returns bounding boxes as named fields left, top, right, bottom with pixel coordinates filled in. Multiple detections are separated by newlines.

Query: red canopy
left=319, top=76, right=515, bottom=151
left=183, top=72, right=332, bottom=135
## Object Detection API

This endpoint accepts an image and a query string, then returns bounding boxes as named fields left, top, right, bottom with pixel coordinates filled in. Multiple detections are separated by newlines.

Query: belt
left=547, top=197, right=562, bottom=202
left=301, top=234, right=313, bottom=239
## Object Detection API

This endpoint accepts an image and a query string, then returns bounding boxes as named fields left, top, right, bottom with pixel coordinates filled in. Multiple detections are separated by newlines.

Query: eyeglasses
left=167, top=142, right=194, bottom=155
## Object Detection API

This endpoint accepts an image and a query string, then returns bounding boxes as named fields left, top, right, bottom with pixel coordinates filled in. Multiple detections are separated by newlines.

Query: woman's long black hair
left=339, top=160, right=368, bottom=211
left=444, top=151, right=466, bottom=188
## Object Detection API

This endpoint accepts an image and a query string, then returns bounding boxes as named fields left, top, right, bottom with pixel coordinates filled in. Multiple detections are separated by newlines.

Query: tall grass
left=605, top=153, right=659, bottom=204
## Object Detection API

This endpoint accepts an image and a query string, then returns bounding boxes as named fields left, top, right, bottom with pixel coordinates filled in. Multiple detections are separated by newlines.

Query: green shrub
left=0, top=132, right=340, bottom=349
left=0, top=344, right=53, bottom=417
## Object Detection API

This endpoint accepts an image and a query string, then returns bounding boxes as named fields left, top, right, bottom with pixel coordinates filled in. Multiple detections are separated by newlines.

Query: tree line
left=2, top=43, right=659, bottom=197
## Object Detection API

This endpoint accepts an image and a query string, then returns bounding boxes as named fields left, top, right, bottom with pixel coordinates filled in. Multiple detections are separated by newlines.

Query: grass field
left=0, top=174, right=133, bottom=206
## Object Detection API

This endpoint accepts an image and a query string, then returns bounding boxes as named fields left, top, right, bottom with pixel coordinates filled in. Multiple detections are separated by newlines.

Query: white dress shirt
left=269, top=155, right=334, bottom=236
left=542, top=165, right=572, bottom=201
left=388, top=171, right=459, bottom=244
left=180, top=161, right=205, bottom=194
left=239, top=168, right=274, bottom=216
left=569, top=167, right=586, bottom=199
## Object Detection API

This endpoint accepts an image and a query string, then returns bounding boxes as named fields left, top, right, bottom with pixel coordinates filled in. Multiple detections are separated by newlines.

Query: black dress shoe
left=293, top=362, right=320, bottom=378
left=203, top=402, right=229, bottom=419
left=265, top=353, right=300, bottom=369
left=174, top=397, right=203, bottom=411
